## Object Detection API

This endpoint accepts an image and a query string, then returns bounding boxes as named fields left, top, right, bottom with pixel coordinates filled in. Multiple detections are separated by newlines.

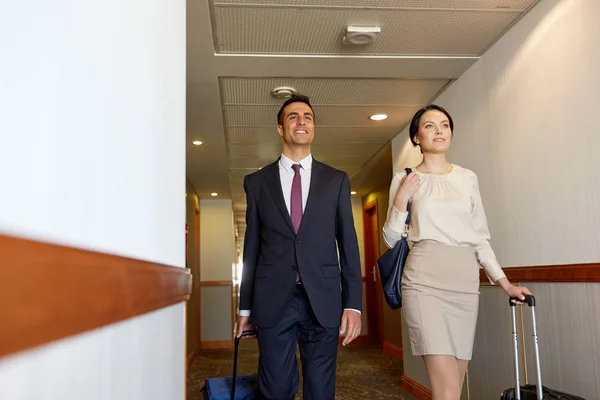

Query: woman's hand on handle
left=394, top=171, right=421, bottom=211
left=498, top=277, right=533, bottom=305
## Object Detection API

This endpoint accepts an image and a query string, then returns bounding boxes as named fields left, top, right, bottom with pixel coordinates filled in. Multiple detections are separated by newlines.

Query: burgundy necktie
left=290, top=164, right=302, bottom=282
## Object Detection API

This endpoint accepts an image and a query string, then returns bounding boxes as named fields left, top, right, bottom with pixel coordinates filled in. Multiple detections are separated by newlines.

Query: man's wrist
left=239, top=309, right=251, bottom=317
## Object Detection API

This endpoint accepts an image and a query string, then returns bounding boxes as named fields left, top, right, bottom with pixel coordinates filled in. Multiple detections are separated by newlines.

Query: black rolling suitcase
left=500, top=295, right=586, bottom=400
left=201, top=330, right=258, bottom=400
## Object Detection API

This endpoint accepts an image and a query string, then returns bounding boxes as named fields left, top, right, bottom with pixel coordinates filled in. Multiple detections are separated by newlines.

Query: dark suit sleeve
left=239, top=175, right=261, bottom=311
left=335, top=172, right=363, bottom=312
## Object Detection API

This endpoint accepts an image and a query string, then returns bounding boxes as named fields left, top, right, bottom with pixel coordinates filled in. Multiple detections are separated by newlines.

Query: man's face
left=277, top=102, right=315, bottom=147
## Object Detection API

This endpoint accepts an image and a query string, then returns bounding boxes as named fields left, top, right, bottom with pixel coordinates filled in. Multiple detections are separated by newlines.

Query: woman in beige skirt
left=382, top=105, right=532, bottom=400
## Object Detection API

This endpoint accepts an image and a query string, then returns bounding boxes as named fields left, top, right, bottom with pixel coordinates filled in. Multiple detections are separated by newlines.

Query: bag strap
left=404, top=168, right=413, bottom=226
left=400, top=167, right=413, bottom=238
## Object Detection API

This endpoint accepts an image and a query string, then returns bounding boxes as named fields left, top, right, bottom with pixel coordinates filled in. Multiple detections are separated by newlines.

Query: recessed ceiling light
left=351, top=191, right=357, bottom=195
left=210, top=192, right=218, bottom=197
left=192, top=140, right=202, bottom=146
left=370, top=114, right=388, bottom=121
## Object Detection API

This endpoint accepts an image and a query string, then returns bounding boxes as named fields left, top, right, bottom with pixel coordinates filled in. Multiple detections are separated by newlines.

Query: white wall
left=200, top=199, right=236, bottom=282
left=199, top=199, right=235, bottom=342
left=0, top=0, right=187, bottom=398
left=351, top=196, right=369, bottom=335
left=392, top=0, right=600, bottom=266
left=391, top=0, right=600, bottom=397
left=351, top=197, right=366, bottom=276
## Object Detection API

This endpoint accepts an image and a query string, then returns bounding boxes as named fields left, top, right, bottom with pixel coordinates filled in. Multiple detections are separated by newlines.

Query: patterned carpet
left=187, top=340, right=416, bottom=399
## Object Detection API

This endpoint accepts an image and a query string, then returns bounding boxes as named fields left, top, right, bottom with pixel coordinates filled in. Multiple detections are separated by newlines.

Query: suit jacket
left=239, top=158, right=362, bottom=328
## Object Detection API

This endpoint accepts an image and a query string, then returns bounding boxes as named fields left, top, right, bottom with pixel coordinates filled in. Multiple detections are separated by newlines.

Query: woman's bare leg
left=457, top=359, right=469, bottom=396
left=423, top=355, right=461, bottom=400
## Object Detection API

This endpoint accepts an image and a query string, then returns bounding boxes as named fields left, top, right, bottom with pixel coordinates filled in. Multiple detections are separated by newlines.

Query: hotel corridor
left=187, top=341, right=416, bottom=400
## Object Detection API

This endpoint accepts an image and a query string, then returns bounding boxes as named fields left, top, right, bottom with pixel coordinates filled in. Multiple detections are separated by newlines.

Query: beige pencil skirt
left=401, top=241, right=481, bottom=361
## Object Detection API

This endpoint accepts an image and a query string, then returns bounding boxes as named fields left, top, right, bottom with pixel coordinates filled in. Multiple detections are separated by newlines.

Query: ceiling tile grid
left=224, top=105, right=424, bottom=127
left=219, top=77, right=446, bottom=216
left=215, top=0, right=536, bottom=8
left=190, top=0, right=542, bottom=238
left=228, top=126, right=404, bottom=144
left=213, top=6, right=524, bottom=55
left=228, top=143, right=388, bottom=159
left=221, top=77, right=450, bottom=105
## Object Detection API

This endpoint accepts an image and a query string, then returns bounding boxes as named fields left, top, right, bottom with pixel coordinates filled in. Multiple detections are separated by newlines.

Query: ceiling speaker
left=342, top=26, right=381, bottom=45
left=271, top=86, right=296, bottom=98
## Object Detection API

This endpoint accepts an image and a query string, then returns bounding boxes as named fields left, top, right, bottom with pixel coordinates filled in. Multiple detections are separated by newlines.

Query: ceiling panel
left=229, top=175, right=245, bottom=190
left=219, top=76, right=444, bottom=233
left=227, top=126, right=402, bottom=144
left=220, top=77, right=450, bottom=105
left=230, top=168, right=259, bottom=179
left=189, top=0, right=542, bottom=249
left=229, top=143, right=382, bottom=162
left=230, top=158, right=274, bottom=169
left=215, top=0, right=536, bottom=8
left=227, top=127, right=279, bottom=144
left=213, top=7, right=522, bottom=55
left=312, top=143, right=385, bottom=158
left=224, top=105, right=421, bottom=126
left=313, top=128, right=399, bottom=143
left=233, top=189, right=246, bottom=200
left=228, top=143, right=282, bottom=159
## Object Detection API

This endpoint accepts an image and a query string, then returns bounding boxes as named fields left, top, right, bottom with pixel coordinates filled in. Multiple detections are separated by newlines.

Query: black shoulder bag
left=376, top=167, right=412, bottom=310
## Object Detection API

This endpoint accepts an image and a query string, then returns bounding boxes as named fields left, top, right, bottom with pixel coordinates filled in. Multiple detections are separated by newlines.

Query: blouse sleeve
left=470, top=173, right=506, bottom=284
left=382, top=170, right=409, bottom=249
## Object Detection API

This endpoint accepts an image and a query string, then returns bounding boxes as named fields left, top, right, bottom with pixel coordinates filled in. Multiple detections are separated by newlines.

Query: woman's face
left=414, top=110, right=452, bottom=154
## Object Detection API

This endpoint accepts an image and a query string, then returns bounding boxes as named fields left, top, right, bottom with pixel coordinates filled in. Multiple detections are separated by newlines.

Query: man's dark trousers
left=256, top=284, right=338, bottom=400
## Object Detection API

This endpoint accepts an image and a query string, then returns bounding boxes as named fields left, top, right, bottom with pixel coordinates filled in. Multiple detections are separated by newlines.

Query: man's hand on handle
left=339, top=310, right=361, bottom=346
left=236, top=316, right=256, bottom=339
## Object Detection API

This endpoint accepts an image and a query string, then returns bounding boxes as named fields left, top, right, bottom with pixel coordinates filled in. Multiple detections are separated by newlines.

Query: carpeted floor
left=187, top=340, right=416, bottom=399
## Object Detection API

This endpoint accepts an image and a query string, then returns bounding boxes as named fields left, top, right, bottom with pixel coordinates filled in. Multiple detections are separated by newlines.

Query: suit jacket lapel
left=264, top=160, right=296, bottom=234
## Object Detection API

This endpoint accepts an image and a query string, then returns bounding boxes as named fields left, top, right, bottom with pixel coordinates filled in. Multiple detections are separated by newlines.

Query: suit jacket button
left=291, top=265, right=297, bottom=271
left=295, top=238, right=300, bottom=244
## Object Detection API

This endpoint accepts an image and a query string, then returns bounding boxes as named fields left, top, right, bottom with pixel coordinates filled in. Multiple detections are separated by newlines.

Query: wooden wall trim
left=480, top=263, right=600, bottom=283
left=200, top=340, right=233, bottom=350
left=401, top=376, right=432, bottom=400
left=199, top=280, right=233, bottom=286
left=0, top=234, right=192, bottom=358
left=337, top=334, right=370, bottom=346
left=382, top=341, right=403, bottom=360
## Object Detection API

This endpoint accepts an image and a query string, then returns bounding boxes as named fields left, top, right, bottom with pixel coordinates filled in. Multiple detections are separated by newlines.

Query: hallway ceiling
left=186, top=0, right=540, bottom=247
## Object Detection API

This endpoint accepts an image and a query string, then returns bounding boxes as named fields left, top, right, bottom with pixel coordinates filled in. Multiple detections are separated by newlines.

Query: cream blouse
left=382, top=164, right=506, bottom=284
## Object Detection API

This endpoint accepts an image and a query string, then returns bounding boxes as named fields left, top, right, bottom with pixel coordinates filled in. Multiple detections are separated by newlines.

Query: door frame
left=194, top=206, right=201, bottom=348
left=363, top=199, right=384, bottom=345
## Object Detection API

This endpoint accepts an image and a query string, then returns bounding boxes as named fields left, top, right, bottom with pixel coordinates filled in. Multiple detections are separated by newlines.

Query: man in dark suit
left=236, top=94, right=363, bottom=400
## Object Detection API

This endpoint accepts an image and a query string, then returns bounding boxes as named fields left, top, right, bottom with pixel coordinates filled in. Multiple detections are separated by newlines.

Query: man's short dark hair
left=277, top=94, right=315, bottom=125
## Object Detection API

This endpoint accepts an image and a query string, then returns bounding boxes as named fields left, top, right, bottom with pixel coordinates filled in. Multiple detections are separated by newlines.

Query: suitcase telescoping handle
left=231, top=330, right=256, bottom=400
left=509, top=294, right=542, bottom=400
